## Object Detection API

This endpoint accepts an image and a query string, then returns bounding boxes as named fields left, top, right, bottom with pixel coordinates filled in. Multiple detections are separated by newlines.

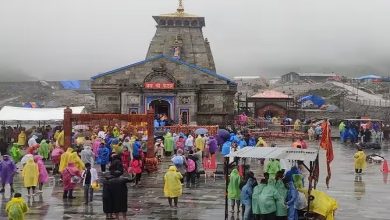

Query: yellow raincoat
left=309, top=189, right=338, bottom=220
left=57, top=130, right=65, bottom=147
left=294, top=119, right=301, bottom=131
left=70, top=152, right=85, bottom=171
left=22, top=158, right=39, bottom=187
left=59, top=148, right=73, bottom=172
left=54, top=130, right=60, bottom=141
left=17, top=131, right=26, bottom=146
left=6, top=197, right=29, bottom=220
left=256, top=137, right=267, bottom=147
left=195, top=135, right=205, bottom=151
left=354, top=150, right=367, bottom=170
left=164, top=166, right=183, bottom=198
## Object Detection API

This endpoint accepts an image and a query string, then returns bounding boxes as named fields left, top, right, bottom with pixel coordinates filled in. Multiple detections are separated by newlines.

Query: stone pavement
left=0, top=141, right=389, bottom=219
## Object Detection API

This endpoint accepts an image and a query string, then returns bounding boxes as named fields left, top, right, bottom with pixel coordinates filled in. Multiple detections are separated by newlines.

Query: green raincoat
left=164, top=133, right=174, bottom=153
left=265, top=159, right=281, bottom=179
left=275, top=179, right=288, bottom=217
left=338, top=122, right=346, bottom=133
left=293, top=174, right=304, bottom=190
left=257, top=179, right=279, bottom=215
left=228, top=169, right=241, bottom=200
left=10, top=144, right=23, bottom=162
left=38, top=140, right=49, bottom=159
left=252, top=183, right=266, bottom=214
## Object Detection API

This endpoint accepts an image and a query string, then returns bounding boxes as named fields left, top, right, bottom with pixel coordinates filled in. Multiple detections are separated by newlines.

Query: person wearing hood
left=275, top=171, right=288, bottom=219
left=175, top=136, right=185, bottom=153
left=338, top=121, right=346, bottom=142
left=164, top=132, right=174, bottom=156
left=33, top=155, right=49, bottom=193
left=27, top=135, right=38, bottom=147
left=185, top=134, right=194, bottom=152
left=5, top=193, right=29, bottom=220
left=285, top=166, right=301, bottom=183
left=59, top=148, right=73, bottom=173
left=265, top=159, right=281, bottom=179
left=257, top=178, right=280, bottom=219
left=51, top=145, right=64, bottom=175
left=286, top=181, right=298, bottom=220
left=248, top=136, right=256, bottom=147
left=62, top=160, right=82, bottom=199
left=70, top=152, right=85, bottom=171
left=17, top=129, right=27, bottom=146
left=228, top=168, right=241, bottom=214
left=97, top=143, right=110, bottom=172
left=256, top=137, right=267, bottom=147
left=80, top=145, right=95, bottom=166
left=241, top=177, right=255, bottom=220
left=92, top=138, right=102, bottom=157
left=164, top=165, right=183, bottom=207
left=132, top=139, right=142, bottom=158
left=109, top=154, right=124, bottom=175
left=10, top=143, right=23, bottom=163
left=121, top=146, right=131, bottom=172
left=195, top=134, right=206, bottom=152
left=0, top=155, right=17, bottom=193
left=22, top=158, right=39, bottom=196
left=38, top=139, right=50, bottom=160
left=221, top=140, right=232, bottom=156
left=354, top=147, right=366, bottom=174
left=208, top=136, right=218, bottom=155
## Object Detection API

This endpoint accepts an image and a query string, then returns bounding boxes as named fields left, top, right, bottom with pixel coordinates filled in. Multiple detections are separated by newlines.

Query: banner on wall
left=144, top=82, right=174, bottom=89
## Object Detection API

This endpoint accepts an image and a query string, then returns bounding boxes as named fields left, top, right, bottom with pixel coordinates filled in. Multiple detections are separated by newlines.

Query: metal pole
left=224, top=157, right=229, bottom=220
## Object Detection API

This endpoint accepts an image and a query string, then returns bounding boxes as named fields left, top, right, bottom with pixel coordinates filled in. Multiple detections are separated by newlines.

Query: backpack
left=187, top=158, right=196, bottom=172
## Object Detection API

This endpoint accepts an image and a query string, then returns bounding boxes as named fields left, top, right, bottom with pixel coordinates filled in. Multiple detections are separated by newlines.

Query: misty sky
left=1, top=0, right=390, bottom=81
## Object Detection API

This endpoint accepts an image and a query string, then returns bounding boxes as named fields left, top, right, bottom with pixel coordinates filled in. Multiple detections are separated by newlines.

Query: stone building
left=91, top=1, right=237, bottom=125
left=281, top=72, right=337, bottom=83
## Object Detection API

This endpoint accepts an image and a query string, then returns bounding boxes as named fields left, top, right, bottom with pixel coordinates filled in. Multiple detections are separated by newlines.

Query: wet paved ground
left=0, top=140, right=389, bottom=220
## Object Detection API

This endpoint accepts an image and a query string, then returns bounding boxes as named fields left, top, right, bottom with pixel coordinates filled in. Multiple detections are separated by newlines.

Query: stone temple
left=91, top=1, right=237, bottom=125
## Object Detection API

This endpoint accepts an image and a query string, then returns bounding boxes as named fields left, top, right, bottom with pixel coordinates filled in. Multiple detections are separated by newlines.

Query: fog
left=0, top=0, right=390, bottom=81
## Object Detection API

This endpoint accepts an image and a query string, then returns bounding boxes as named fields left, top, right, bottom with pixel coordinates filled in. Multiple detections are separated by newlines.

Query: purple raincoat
left=0, top=155, right=17, bottom=184
left=208, top=136, right=218, bottom=154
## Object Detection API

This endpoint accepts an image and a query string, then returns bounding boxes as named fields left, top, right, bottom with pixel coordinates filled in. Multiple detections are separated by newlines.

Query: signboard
left=144, top=82, right=174, bottom=89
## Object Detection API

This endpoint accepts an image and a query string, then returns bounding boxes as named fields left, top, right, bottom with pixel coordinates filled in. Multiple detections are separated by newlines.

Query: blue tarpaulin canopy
left=60, top=80, right=81, bottom=90
left=356, top=75, right=382, bottom=80
left=298, top=95, right=325, bottom=107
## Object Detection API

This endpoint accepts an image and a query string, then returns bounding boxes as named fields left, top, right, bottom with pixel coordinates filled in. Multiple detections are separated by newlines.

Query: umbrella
left=73, top=124, right=89, bottom=130
left=195, top=128, right=208, bottom=135
left=216, top=129, right=230, bottom=145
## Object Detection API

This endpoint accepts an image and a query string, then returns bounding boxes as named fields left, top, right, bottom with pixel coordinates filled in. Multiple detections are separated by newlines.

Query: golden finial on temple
left=177, top=0, right=184, bottom=13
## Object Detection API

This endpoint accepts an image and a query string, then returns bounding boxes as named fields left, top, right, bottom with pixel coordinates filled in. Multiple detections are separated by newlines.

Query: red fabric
left=320, top=121, right=334, bottom=188
left=62, top=163, right=81, bottom=190
left=130, top=159, right=142, bottom=174
left=382, top=160, right=389, bottom=173
left=121, top=151, right=131, bottom=171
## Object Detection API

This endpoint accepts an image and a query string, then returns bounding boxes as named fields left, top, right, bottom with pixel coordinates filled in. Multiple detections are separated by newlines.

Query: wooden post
left=63, top=107, right=72, bottom=150
left=144, top=108, right=157, bottom=172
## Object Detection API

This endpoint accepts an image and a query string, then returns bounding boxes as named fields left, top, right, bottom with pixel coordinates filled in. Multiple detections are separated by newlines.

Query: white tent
left=0, top=106, right=85, bottom=121
left=225, top=147, right=318, bottom=161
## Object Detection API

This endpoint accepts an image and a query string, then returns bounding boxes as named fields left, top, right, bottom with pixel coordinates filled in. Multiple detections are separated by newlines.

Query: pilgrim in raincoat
left=354, top=148, right=366, bottom=171
left=22, top=158, right=39, bottom=188
left=286, top=181, right=299, bottom=220
left=256, top=137, right=267, bottom=147
left=251, top=182, right=266, bottom=215
left=275, top=179, right=288, bottom=218
left=164, top=132, right=174, bottom=154
left=265, top=159, right=281, bottom=179
left=248, top=136, right=256, bottom=146
left=59, top=148, right=73, bottom=173
left=97, top=144, right=110, bottom=165
left=38, top=139, right=50, bottom=160
left=240, top=178, right=255, bottom=220
left=308, top=189, right=338, bottom=220
left=56, top=130, right=65, bottom=147
left=228, top=168, right=241, bottom=200
left=0, top=155, right=17, bottom=186
left=6, top=195, right=28, bottom=220
left=10, top=144, right=23, bottom=162
left=164, top=166, right=183, bottom=198
left=221, top=141, right=232, bottom=156
left=70, top=152, right=85, bottom=171
left=17, top=131, right=26, bottom=146
left=255, top=179, right=279, bottom=215
left=33, top=155, right=49, bottom=184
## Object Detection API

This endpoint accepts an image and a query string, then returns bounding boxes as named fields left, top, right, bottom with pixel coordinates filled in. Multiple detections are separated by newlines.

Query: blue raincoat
left=96, top=146, right=110, bottom=165
left=221, top=141, right=232, bottom=156
left=286, top=182, right=298, bottom=220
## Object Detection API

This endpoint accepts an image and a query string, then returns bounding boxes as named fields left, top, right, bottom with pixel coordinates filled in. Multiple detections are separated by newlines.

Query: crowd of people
left=0, top=121, right=348, bottom=220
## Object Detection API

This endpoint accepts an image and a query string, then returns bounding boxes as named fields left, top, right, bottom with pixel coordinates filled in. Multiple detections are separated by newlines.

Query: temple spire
left=177, top=0, right=184, bottom=13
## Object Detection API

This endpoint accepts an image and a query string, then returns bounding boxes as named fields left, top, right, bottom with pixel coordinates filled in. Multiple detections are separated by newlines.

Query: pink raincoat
left=51, top=147, right=64, bottom=165
left=92, top=139, right=101, bottom=157
left=34, top=155, right=49, bottom=184
left=62, top=163, right=81, bottom=190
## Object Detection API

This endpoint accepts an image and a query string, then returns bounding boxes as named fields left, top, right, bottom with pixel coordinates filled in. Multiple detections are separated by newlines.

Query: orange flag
left=320, top=120, right=334, bottom=188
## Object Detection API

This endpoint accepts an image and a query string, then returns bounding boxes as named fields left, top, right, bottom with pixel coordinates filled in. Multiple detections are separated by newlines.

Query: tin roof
left=251, top=90, right=291, bottom=99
